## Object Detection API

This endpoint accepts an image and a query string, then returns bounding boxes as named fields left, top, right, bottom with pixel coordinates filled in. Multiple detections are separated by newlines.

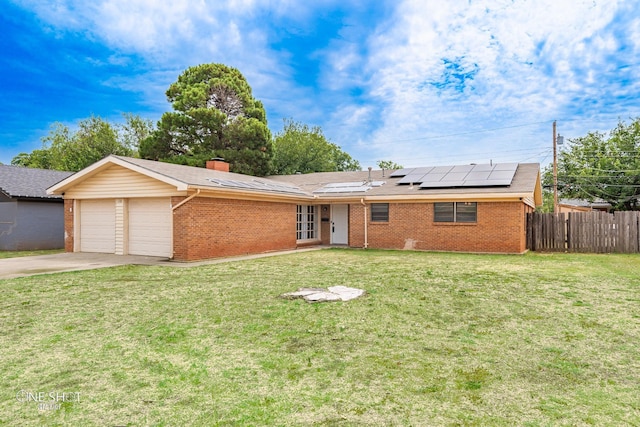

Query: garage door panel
left=128, top=198, right=172, bottom=257
left=80, top=200, right=116, bottom=253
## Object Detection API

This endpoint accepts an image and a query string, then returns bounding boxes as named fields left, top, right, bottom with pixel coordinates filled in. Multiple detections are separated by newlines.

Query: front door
left=331, top=205, right=348, bottom=245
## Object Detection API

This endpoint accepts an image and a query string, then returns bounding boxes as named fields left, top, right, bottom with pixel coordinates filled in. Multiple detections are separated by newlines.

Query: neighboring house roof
left=48, top=155, right=542, bottom=207
left=0, top=164, right=74, bottom=200
left=559, top=198, right=612, bottom=209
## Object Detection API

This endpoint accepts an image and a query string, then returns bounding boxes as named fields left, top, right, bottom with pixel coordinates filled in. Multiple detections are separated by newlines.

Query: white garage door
left=80, top=199, right=116, bottom=253
left=128, top=198, right=172, bottom=257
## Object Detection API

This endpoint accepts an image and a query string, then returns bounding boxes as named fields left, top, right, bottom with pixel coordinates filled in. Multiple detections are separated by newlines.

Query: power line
left=559, top=174, right=640, bottom=178
left=558, top=182, right=640, bottom=188
left=361, top=147, right=552, bottom=164
left=369, top=120, right=551, bottom=143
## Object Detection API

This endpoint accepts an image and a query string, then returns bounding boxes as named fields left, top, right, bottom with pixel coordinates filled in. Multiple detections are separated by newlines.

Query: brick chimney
left=206, top=158, right=229, bottom=172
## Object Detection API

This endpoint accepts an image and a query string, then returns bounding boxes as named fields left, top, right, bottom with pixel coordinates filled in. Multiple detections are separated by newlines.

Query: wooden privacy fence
left=527, top=211, right=640, bottom=253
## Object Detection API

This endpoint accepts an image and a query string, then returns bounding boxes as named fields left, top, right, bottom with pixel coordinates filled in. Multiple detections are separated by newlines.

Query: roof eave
left=191, top=185, right=317, bottom=202
left=310, top=192, right=537, bottom=203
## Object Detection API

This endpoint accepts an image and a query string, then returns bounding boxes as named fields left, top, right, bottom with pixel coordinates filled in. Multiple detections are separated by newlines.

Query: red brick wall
left=171, top=196, right=297, bottom=261
left=349, top=201, right=530, bottom=254
left=64, top=199, right=74, bottom=252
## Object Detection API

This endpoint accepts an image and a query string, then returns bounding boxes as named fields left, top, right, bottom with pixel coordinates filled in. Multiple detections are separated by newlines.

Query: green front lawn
left=1, top=249, right=638, bottom=425
left=0, top=249, right=64, bottom=259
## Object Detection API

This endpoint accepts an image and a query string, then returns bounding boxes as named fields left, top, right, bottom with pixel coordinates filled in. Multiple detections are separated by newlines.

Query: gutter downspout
left=360, top=198, right=368, bottom=249
left=172, top=189, right=201, bottom=211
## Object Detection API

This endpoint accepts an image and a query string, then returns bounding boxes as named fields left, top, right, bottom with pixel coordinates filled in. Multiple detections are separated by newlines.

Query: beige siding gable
left=65, top=165, right=184, bottom=199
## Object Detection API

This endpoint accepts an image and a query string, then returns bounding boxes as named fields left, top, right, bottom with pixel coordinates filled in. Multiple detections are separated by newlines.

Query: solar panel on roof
left=450, top=164, right=475, bottom=173
left=465, top=171, right=491, bottom=180
left=324, top=181, right=367, bottom=188
left=416, top=163, right=518, bottom=189
left=488, top=170, right=517, bottom=181
left=206, top=178, right=306, bottom=194
left=492, top=163, right=518, bottom=171
left=389, top=168, right=413, bottom=177
left=389, top=163, right=519, bottom=189
left=253, top=179, right=302, bottom=192
left=419, top=181, right=465, bottom=188
left=470, top=164, right=493, bottom=172
left=412, top=166, right=435, bottom=174
left=461, top=179, right=508, bottom=187
left=314, top=180, right=386, bottom=193
left=431, top=166, right=454, bottom=174
left=443, top=172, right=468, bottom=181
left=314, top=185, right=370, bottom=193
left=398, top=174, right=427, bottom=184
left=421, top=173, right=447, bottom=182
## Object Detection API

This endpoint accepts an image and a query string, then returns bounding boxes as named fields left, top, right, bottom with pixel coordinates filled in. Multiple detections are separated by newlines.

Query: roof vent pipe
left=368, top=166, right=372, bottom=183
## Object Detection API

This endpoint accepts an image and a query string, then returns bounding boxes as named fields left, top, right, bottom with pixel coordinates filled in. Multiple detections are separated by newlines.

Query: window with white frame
left=296, top=205, right=318, bottom=240
left=434, top=202, right=477, bottom=223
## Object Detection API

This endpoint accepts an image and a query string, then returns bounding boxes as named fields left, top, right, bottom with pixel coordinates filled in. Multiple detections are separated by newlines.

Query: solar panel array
left=206, top=178, right=307, bottom=195
left=389, top=163, right=518, bottom=188
left=313, top=180, right=386, bottom=194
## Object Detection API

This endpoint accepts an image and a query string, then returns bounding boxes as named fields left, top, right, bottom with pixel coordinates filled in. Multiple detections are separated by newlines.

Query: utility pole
left=553, top=120, right=558, bottom=213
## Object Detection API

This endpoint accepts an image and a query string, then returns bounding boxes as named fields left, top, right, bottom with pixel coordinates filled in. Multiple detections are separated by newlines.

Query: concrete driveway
left=0, top=253, right=171, bottom=280
left=0, top=247, right=325, bottom=280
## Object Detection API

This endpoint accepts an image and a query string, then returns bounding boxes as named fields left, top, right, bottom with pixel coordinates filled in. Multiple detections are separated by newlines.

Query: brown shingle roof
left=50, top=155, right=540, bottom=203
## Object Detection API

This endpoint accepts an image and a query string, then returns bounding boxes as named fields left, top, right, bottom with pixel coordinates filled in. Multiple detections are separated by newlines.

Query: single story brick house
left=47, top=155, right=542, bottom=260
left=0, top=165, right=73, bottom=250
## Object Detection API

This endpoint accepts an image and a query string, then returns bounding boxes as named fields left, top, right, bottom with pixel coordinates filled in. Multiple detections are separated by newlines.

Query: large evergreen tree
left=140, top=63, right=272, bottom=176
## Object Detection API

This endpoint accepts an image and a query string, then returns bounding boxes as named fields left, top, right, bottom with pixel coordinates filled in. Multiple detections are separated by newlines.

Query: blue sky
left=2, top=0, right=639, bottom=169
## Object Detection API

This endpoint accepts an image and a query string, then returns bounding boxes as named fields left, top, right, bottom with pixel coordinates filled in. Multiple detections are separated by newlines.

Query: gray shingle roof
left=0, top=165, right=74, bottom=199
left=559, top=198, right=612, bottom=208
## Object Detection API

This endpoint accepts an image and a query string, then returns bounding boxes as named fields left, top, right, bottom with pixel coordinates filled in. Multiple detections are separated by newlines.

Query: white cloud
left=338, top=0, right=628, bottom=166
left=9, top=0, right=639, bottom=168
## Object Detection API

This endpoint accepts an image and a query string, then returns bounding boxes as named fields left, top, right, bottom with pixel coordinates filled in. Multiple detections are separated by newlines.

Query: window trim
left=296, top=205, right=318, bottom=241
left=434, top=202, right=477, bottom=223
left=370, top=203, right=389, bottom=222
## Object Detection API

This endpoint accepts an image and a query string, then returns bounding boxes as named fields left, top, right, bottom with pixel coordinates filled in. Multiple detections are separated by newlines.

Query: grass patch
left=0, top=249, right=639, bottom=425
left=0, top=249, right=64, bottom=259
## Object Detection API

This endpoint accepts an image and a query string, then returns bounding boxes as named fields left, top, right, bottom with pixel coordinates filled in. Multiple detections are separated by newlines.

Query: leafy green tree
left=11, top=115, right=139, bottom=171
left=140, top=63, right=272, bottom=176
left=119, top=113, right=155, bottom=153
left=549, top=118, right=640, bottom=210
left=537, top=189, right=555, bottom=213
left=271, top=119, right=360, bottom=174
left=376, top=160, right=403, bottom=170
left=11, top=149, right=52, bottom=169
